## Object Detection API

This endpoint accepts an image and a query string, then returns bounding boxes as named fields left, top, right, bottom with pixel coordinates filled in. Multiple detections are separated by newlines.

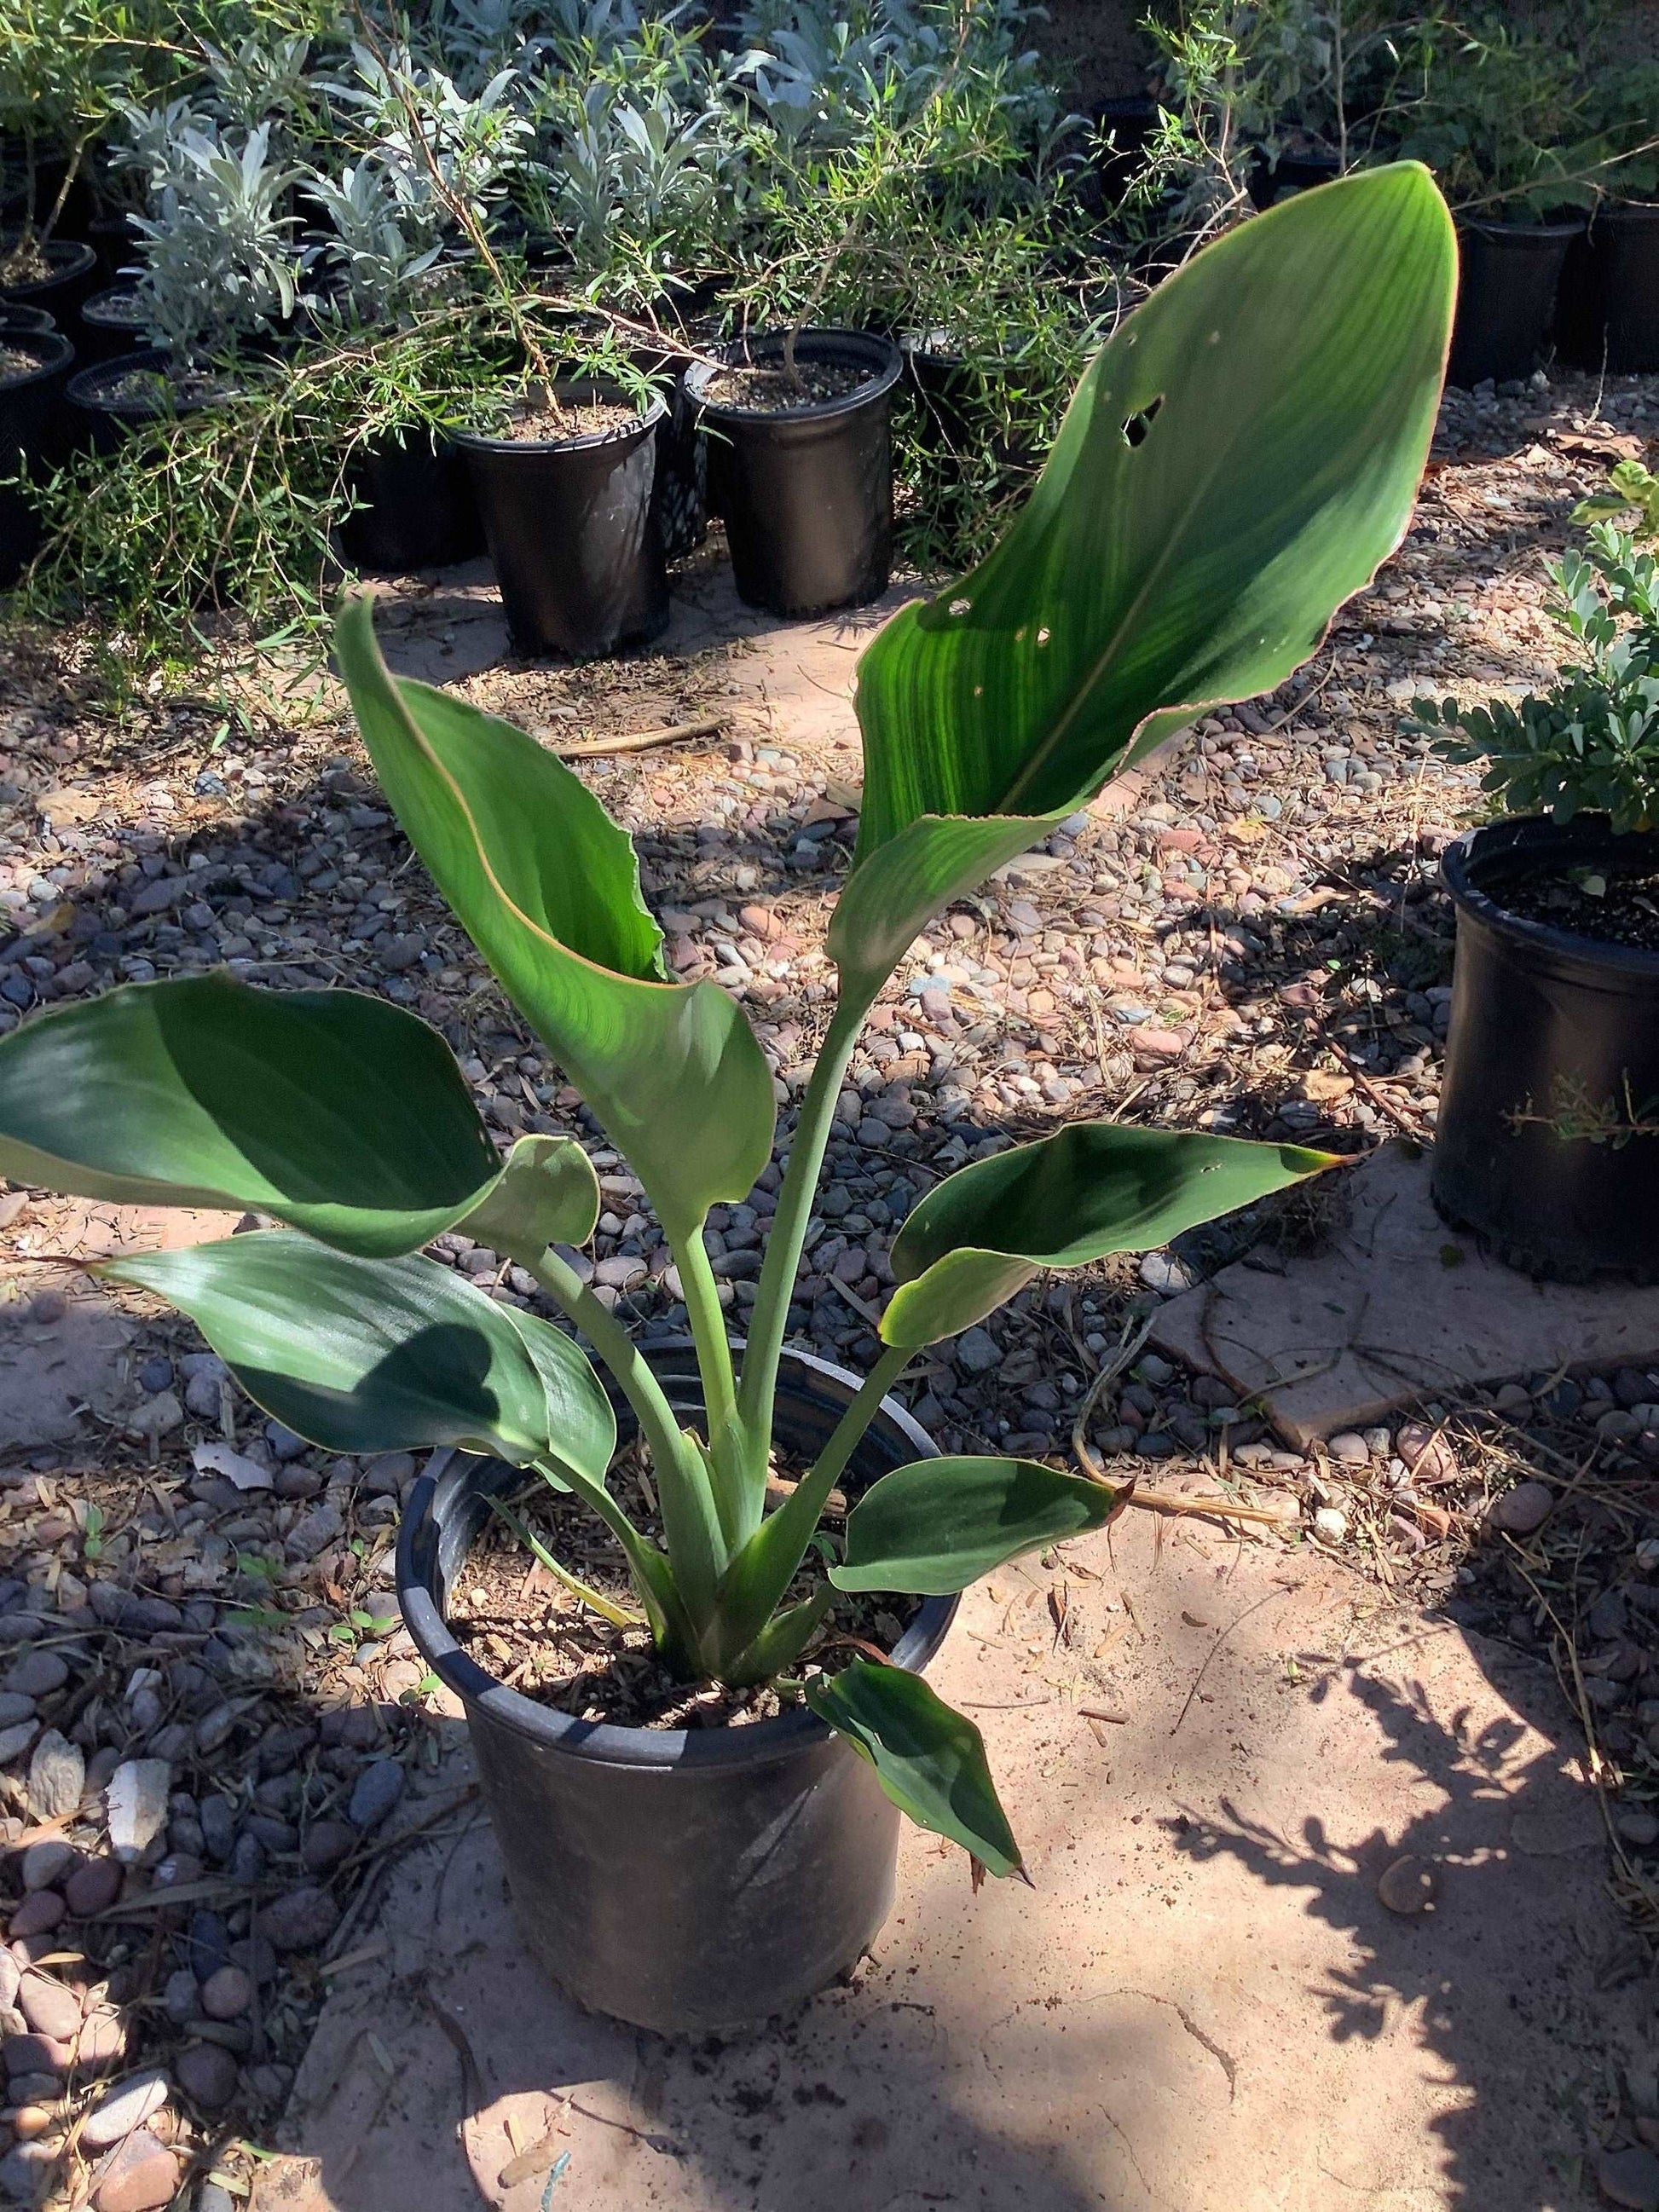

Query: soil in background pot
left=338, top=424, right=484, bottom=575
left=65, top=348, right=229, bottom=455
left=1433, top=815, right=1659, bottom=1281
left=1448, top=217, right=1582, bottom=388
left=0, top=234, right=98, bottom=322
left=0, top=331, right=75, bottom=586
left=685, top=328, right=903, bottom=618
left=456, top=378, right=669, bottom=660
left=78, top=282, right=143, bottom=366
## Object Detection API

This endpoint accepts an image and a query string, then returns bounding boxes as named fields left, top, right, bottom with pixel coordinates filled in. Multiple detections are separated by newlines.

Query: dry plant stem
left=552, top=715, right=726, bottom=759
left=1071, top=1308, right=1157, bottom=1477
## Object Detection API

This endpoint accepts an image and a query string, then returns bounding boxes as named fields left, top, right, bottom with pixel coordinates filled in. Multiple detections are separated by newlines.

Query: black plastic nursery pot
left=1093, top=93, right=1161, bottom=201
left=78, top=284, right=143, bottom=367
left=65, top=348, right=227, bottom=457
left=904, top=336, right=978, bottom=471
left=1557, top=203, right=1659, bottom=375
left=1433, top=816, right=1659, bottom=1282
left=338, top=425, right=484, bottom=575
left=1448, top=217, right=1582, bottom=388
left=685, top=329, right=903, bottom=619
left=456, top=381, right=670, bottom=660
left=630, top=346, right=708, bottom=563
left=1247, top=147, right=1342, bottom=209
left=86, top=211, right=139, bottom=286
left=396, top=1343, right=958, bottom=2034
left=0, top=235, right=97, bottom=324
left=0, top=331, right=73, bottom=587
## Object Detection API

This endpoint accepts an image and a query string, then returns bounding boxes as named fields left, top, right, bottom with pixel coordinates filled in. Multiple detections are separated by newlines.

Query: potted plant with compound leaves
left=1410, top=470, right=1659, bottom=1282
left=0, top=165, right=1454, bottom=2030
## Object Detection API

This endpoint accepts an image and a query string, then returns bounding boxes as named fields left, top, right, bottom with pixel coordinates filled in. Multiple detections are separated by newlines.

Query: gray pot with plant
left=0, top=166, right=1454, bottom=2030
left=1412, top=467, right=1659, bottom=1279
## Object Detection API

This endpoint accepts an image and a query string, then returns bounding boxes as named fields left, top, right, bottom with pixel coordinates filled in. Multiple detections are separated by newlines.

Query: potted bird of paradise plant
left=0, top=165, right=1455, bottom=2032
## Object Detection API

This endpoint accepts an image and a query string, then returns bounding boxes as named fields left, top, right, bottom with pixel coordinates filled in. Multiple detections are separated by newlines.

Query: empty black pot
left=0, top=304, right=55, bottom=338
left=0, top=234, right=98, bottom=324
left=1557, top=202, right=1659, bottom=374
left=457, top=381, right=669, bottom=660
left=339, top=424, right=484, bottom=574
left=396, top=1343, right=957, bottom=2033
left=685, top=329, right=903, bottom=618
left=1434, top=815, right=1659, bottom=1281
left=1448, top=217, right=1581, bottom=387
left=0, top=331, right=73, bottom=586
left=78, top=283, right=143, bottom=366
left=1248, top=147, right=1341, bottom=208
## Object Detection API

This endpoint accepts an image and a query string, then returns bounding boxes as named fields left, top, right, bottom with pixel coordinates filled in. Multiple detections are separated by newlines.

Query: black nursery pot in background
left=0, top=235, right=98, bottom=326
left=64, top=348, right=224, bottom=456
left=456, top=381, right=670, bottom=661
left=685, top=329, right=903, bottom=620
left=396, top=1344, right=958, bottom=2035
left=1448, top=217, right=1582, bottom=387
left=338, top=425, right=484, bottom=575
left=0, top=331, right=74, bottom=586
left=78, top=284, right=143, bottom=366
left=1433, top=816, right=1659, bottom=1282
left=1247, top=147, right=1342, bottom=209
left=1557, top=203, right=1659, bottom=375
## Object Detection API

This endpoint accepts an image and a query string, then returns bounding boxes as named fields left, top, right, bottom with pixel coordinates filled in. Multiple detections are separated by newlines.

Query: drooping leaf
left=102, top=1231, right=616, bottom=1476
left=836, top=165, right=1454, bottom=981
left=455, top=1134, right=600, bottom=1265
left=334, top=595, right=776, bottom=1241
left=882, top=1123, right=1338, bottom=1348
left=0, top=976, right=500, bottom=1257
left=806, top=1660, right=1021, bottom=1876
left=832, top=1457, right=1122, bottom=1594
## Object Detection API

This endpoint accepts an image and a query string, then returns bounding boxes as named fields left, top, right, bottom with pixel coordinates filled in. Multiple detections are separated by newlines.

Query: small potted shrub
left=65, top=116, right=302, bottom=446
left=1390, top=15, right=1598, bottom=386
left=0, top=166, right=1454, bottom=2028
left=1411, top=485, right=1659, bottom=1279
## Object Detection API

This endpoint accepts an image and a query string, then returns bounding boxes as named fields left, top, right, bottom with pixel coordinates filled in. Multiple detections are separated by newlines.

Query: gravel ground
left=1, top=364, right=1657, bottom=2208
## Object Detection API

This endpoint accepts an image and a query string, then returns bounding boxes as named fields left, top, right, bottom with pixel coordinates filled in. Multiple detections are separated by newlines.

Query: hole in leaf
left=1037, top=627, right=1051, bottom=647
left=950, top=597, right=972, bottom=616
left=1121, top=394, right=1165, bottom=448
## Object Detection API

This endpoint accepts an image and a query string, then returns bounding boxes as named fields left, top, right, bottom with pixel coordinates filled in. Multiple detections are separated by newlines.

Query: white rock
left=190, top=1441, right=274, bottom=1493
left=106, top=1759, right=172, bottom=1863
left=80, top=2069, right=170, bottom=2150
left=1314, top=1506, right=1350, bottom=1543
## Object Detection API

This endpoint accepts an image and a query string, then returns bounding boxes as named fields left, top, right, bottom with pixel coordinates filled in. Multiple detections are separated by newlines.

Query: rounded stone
left=1376, top=1853, right=1437, bottom=1915
left=1598, top=2146, right=1659, bottom=2212
left=79, top=2069, right=171, bottom=2151
left=1487, top=1481, right=1553, bottom=1537
left=18, top=1841, right=75, bottom=1893
left=75, top=2012, right=128, bottom=2074
left=199, top=1966, right=252, bottom=2021
left=3, top=1654, right=66, bottom=1701
left=90, top=2128, right=179, bottom=2212
left=174, top=2039, right=239, bottom=2111
left=7, top=1892, right=64, bottom=1940
left=299, top=1820, right=356, bottom=1874
left=64, top=1857, right=123, bottom=1917
left=16, top=1973, right=81, bottom=2043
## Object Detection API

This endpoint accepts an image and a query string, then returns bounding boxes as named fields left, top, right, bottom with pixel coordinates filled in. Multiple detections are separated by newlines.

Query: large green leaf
left=0, top=976, right=500, bottom=1258
left=455, top=1134, right=600, bottom=1265
left=832, top=1457, right=1123, bottom=1595
left=334, top=595, right=776, bottom=1243
left=882, top=1123, right=1337, bottom=1349
left=102, top=1230, right=616, bottom=1476
left=806, top=1661, right=1021, bottom=1877
left=844, top=165, right=1454, bottom=967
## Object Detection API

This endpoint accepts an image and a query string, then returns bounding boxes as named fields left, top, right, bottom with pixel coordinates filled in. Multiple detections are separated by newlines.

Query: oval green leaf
left=805, top=1660, right=1021, bottom=1877
left=832, top=1456, right=1122, bottom=1595
left=0, top=975, right=500, bottom=1258
left=454, top=1134, right=600, bottom=1264
left=335, top=595, right=776, bottom=1243
left=101, top=1230, right=616, bottom=1476
left=882, top=1123, right=1338, bottom=1349
left=852, top=165, right=1456, bottom=870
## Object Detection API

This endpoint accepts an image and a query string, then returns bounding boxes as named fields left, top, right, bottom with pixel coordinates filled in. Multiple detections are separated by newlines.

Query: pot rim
left=396, top=1339, right=959, bottom=1771
left=0, top=330, right=72, bottom=391
left=65, top=347, right=229, bottom=418
left=453, top=378, right=668, bottom=457
left=0, top=234, right=97, bottom=292
left=1456, top=213, right=1586, bottom=243
left=81, top=284, right=141, bottom=325
left=684, top=327, right=904, bottom=425
left=1442, top=814, right=1659, bottom=978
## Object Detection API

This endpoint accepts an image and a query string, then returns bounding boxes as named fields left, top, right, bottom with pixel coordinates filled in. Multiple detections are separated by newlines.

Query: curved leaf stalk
left=668, top=1227, right=749, bottom=1545
left=529, top=1245, right=726, bottom=1649
left=736, top=991, right=870, bottom=1463
left=487, top=1494, right=642, bottom=1630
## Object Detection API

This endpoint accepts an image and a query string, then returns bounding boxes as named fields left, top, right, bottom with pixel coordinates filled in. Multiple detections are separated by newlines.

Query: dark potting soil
left=445, top=1435, right=922, bottom=1730
left=0, top=240, right=52, bottom=287
left=93, top=363, right=227, bottom=413
left=702, top=357, right=872, bottom=412
left=0, top=344, right=40, bottom=383
left=493, top=396, right=643, bottom=443
left=1500, top=862, right=1659, bottom=951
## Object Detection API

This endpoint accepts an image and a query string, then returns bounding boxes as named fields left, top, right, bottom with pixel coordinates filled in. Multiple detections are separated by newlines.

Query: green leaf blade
left=102, top=1231, right=616, bottom=1476
left=334, top=595, right=776, bottom=1241
left=455, top=1134, right=600, bottom=1265
left=806, top=1660, right=1021, bottom=1877
left=882, top=1123, right=1337, bottom=1347
left=831, top=1457, right=1122, bottom=1595
left=0, top=976, right=501, bottom=1257
left=853, top=165, right=1456, bottom=858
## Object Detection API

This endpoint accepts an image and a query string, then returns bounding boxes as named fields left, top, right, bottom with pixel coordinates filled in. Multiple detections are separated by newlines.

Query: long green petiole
left=737, top=992, right=870, bottom=1463
left=669, top=1227, right=751, bottom=1547
left=487, top=1494, right=643, bottom=1629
